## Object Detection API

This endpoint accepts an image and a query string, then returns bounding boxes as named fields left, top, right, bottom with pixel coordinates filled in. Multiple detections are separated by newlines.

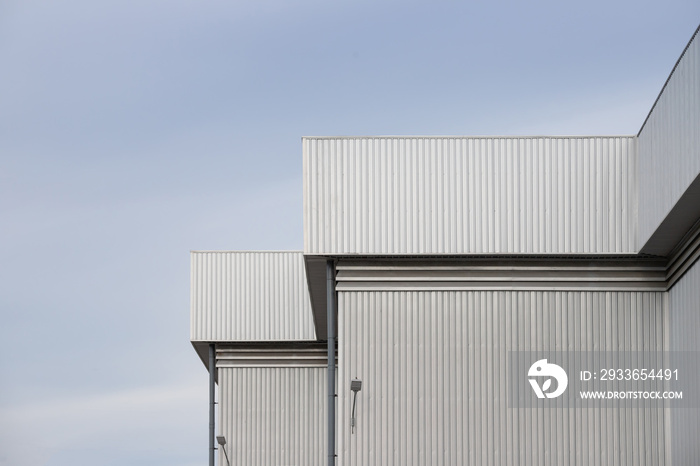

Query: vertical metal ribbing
left=209, top=343, right=216, bottom=466
left=304, top=136, right=636, bottom=256
left=327, top=260, right=336, bottom=466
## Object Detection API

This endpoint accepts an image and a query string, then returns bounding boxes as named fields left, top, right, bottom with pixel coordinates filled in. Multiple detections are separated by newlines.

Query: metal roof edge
left=190, top=250, right=303, bottom=253
left=638, top=22, right=700, bottom=136
left=302, top=135, right=636, bottom=140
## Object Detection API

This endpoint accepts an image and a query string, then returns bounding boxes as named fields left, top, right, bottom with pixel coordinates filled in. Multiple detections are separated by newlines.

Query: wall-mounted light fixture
left=216, top=435, right=231, bottom=466
left=350, top=379, right=362, bottom=434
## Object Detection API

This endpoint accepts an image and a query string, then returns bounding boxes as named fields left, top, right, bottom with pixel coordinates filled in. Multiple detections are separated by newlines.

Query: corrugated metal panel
left=666, top=225, right=700, bottom=288
left=219, top=367, right=327, bottom=466
left=338, top=290, right=667, bottom=466
left=668, top=259, right=700, bottom=465
left=190, top=251, right=316, bottom=341
left=216, top=346, right=331, bottom=368
left=304, top=136, right=637, bottom=255
left=638, top=27, right=700, bottom=247
left=335, top=260, right=668, bottom=292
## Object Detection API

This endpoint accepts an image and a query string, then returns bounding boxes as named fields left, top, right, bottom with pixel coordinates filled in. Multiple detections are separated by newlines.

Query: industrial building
left=191, top=24, right=700, bottom=466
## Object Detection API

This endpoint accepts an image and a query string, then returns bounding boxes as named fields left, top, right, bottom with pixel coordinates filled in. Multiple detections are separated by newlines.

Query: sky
left=0, top=1, right=699, bottom=465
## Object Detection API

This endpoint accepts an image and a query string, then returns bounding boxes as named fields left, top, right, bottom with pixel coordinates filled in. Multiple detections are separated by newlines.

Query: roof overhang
left=303, top=252, right=696, bottom=341
left=641, top=172, right=700, bottom=256
left=304, top=255, right=331, bottom=341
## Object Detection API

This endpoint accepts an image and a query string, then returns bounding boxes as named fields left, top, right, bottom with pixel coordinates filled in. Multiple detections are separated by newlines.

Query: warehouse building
left=191, top=25, right=700, bottom=466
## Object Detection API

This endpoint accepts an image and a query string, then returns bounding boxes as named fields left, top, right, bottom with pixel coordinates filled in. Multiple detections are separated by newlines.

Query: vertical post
left=326, top=260, right=336, bottom=466
left=209, top=343, right=216, bottom=466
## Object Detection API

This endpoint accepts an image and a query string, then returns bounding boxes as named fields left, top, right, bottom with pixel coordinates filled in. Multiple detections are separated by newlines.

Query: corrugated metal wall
left=668, top=259, right=700, bottom=465
left=190, top=251, right=316, bottom=341
left=338, top=290, right=667, bottom=466
left=304, top=136, right=637, bottom=255
left=219, top=367, right=327, bottom=466
left=638, top=27, right=700, bottom=247
left=334, top=259, right=668, bottom=292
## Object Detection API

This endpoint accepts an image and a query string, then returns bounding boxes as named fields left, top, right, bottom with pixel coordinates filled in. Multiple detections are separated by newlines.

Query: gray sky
left=1, top=1, right=698, bottom=465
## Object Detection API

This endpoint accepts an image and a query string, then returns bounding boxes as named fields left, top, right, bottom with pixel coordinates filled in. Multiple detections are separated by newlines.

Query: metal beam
left=326, top=260, right=336, bottom=466
left=209, top=343, right=215, bottom=466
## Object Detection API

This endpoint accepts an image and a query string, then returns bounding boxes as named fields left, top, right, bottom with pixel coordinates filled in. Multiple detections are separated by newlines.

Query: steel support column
left=209, top=343, right=216, bottom=466
left=327, top=260, right=336, bottom=466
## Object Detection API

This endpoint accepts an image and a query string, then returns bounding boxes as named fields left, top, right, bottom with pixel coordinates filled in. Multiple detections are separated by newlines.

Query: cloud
left=0, top=382, right=208, bottom=466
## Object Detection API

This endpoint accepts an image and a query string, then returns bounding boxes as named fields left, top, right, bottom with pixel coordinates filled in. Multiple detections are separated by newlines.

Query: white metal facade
left=218, top=367, right=328, bottom=465
left=191, top=23, right=700, bottom=466
left=638, top=27, right=700, bottom=247
left=668, top=259, right=700, bottom=466
left=190, top=251, right=316, bottom=342
left=304, top=136, right=637, bottom=255
left=337, top=290, right=667, bottom=466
